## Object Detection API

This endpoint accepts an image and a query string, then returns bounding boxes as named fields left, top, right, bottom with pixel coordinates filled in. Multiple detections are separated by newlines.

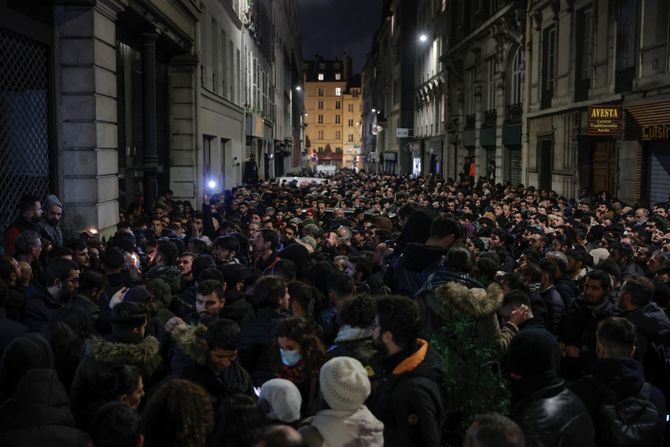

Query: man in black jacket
left=569, top=317, right=665, bottom=447
left=508, top=329, right=595, bottom=447
left=368, top=295, right=444, bottom=447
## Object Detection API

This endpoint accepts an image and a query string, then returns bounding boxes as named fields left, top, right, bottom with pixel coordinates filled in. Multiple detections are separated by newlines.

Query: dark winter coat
left=21, top=283, right=65, bottom=333
left=0, top=309, right=28, bottom=360
left=0, top=368, right=88, bottom=446
left=171, top=323, right=253, bottom=402
left=511, top=381, right=595, bottom=447
left=221, top=289, right=255, bottom=327
left=239, top=307, right=287, bottom=386
left=70, top=333, right=162, bottom=430
left=569, top=357, right=666, bottom=447
left=391, top=243, right=450, bottom=296
left=3, top=215, right=37, bottom=257
left=327, top=331, right=379, bottom=377
left=554, top=275, right=578, bottom=309
left=540, top=286, right=565, bottom=336
left=625, top=302, right=670, bottom=363
left=562, top=296, right=621, bottom=378
left=368, top=339, right=445, bottom=447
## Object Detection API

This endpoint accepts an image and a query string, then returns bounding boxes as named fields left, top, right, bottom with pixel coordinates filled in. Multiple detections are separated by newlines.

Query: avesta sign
left=587, top=105, right=621, bottom=136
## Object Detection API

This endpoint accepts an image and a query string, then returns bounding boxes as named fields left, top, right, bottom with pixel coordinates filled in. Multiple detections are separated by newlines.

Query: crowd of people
left=2, top=171, right=670, bottom=447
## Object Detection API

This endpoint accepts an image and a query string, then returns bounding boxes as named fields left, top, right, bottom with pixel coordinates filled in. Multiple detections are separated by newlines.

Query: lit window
left=335, top=73, right=341, bottom=80
left=318, top=73, right=324, bottom=81
left=335, top=87, right=341, bottom=96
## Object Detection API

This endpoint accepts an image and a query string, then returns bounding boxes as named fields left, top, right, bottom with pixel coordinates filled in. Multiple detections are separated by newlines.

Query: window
left=335, top=101, right=341, bottom=109
left=318, top=100, right=324, bottom=110
left=576, top=8, right=593, bottom=82
left=335, top=87, right=342, bottom=96
left=318, top=130, right=324, bottom=139
left=336, top=130, right=341, bottom=140
left=542, top=25, right=556, bottom=105
left=318, top=114, right=323, bottom=124
left=318, top=88, right=324, bottom=96
left=348, top=134, right=354, bottom=142
left=352, top=90, right=359, bottom=98
left=335, top=73, right=341, bottom=80
left=508, top=46, right=523, bottom=106
left=348, top=119, right=354, bottom=126
left=335, top=115, right=341, bottom=124
left=348, top=103, right=354, bottom=112
left=318, top=73, right=324, bottom=81
left=486, top=58, right=496, bottom=111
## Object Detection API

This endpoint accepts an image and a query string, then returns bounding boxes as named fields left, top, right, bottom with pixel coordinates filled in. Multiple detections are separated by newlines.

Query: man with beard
left=368, top=295, right=445, bottom=447
left=22, top=258, right=79, bottom=332
left=4, top=195, right=43, bottom=256
left=189, top=279, right=226, bottom=325
left=38, top=194, right=64, bottom=249
left=178, top=252, right=195, bottom=291
left=172, top=318, right=252, bottom=402
left=253, top=228, right=281, bottom=273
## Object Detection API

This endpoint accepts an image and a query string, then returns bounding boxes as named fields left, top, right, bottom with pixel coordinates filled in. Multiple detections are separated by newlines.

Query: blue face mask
left=280, top=349, right=302, bottom=367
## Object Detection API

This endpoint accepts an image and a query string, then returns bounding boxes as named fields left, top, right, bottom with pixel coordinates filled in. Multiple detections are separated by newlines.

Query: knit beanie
left=319, top=356, right=371, bottom=411
left=45, top=194, right=63, bottom=209
left=507, top=329, right=560, bottom=377
left=259, top=378, right=302, bottom=423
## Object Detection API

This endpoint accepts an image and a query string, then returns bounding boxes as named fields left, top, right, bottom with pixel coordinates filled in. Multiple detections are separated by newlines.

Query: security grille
left=0, top=28, right=51, bottom=233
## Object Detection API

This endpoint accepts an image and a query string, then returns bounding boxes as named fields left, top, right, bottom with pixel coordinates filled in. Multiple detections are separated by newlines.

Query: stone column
left=56, top=0, right=126, bottom=237
left=169, top=54, right=198, bottom=204
left=141, top=31, right=159, bottom=210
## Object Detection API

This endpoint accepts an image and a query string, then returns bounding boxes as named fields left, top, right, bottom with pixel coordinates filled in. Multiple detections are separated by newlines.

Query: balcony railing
left=482, top=109, right=497, bottom=128
left=465, top=114, right=476, bottom=130
left=505, top=103, right=522, bottom=123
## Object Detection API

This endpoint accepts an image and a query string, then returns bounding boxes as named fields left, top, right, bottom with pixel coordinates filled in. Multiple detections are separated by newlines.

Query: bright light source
left=88, top=227, right=98, bottom=234
left=419, top=34, right=428, bottom=42
left=295, top=86, right=302, bottom=91
left=371, top=108, right=376, bottom=113
left=207, top=180, right=217, bottom=189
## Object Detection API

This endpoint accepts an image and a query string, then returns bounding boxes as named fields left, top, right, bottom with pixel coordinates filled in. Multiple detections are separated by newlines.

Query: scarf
left=334, top=325, right=373, bottom=343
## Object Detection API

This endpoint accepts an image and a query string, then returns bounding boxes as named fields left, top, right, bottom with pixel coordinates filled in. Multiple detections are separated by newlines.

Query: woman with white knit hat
left=298, top=356, right=383, bottom=447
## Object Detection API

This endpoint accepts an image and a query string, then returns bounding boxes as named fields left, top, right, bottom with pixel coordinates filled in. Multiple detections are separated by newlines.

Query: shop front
left=625, top=101, right=670, bottom=206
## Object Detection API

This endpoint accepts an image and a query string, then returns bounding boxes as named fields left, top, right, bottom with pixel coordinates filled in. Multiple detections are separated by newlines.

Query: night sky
left=299, top=0, right=384, bottom=74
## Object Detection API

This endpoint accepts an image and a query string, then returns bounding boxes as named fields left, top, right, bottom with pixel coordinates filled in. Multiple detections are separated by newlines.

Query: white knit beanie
left=319, top=356, right=371, bottom=411
left=259, top=379, right=302, bottom=423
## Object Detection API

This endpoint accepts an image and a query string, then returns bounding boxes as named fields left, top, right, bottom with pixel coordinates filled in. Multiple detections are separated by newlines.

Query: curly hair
left=275, top=317, right=326, bottom=375
left=142, top=379, right=214, bottom=447
left=337, top=295, right=376, bottom=328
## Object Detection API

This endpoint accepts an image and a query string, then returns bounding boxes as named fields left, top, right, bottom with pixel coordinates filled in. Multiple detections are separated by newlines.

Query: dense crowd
left=2, top=171, right=670, bottom=447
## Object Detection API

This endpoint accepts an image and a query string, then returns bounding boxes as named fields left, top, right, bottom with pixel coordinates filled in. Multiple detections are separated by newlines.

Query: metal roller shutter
left=650, top=142, right=670, bottom=206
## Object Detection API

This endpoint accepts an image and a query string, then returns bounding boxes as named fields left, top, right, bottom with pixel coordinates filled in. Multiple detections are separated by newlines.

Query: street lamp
left=372, top=108, right=376, bottom=113
left=295, top=86, right=302, bottom=91
left=419, top=33, right=428, bottom=43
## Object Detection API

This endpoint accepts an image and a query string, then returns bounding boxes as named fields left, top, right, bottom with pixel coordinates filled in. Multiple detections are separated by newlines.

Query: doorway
left=591, top=139, right=616, bottom=195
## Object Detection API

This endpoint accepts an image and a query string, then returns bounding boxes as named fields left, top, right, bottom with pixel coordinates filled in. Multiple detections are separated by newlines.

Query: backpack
left=595, top=381, right=664, bottom=447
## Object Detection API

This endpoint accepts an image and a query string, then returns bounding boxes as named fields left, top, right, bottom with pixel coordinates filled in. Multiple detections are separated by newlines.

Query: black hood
left=0, top=334, right=54, bottom=401
left=0, top=368, right=76, bottom=429
left=399, top=243, right=449, bottom=272
left=591, top=357, right=646, bottom=397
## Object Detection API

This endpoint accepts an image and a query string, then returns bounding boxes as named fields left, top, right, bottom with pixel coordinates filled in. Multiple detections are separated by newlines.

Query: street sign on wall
left=396, top=128, right=414, bottom=138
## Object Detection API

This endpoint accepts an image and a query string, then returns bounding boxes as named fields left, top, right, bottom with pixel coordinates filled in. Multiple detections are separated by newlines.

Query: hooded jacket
left=570, top=357, right=666, bottom=429
left=3, top=215, right=37, bottom=257
left=170, top=323, right=252, bottom=401
left=368, top=339, right=444, bottom=447
left=69, top=333, right=161, bottom=429
left=0, top=368, right=88, bottom=446
left=428, top=281, right=518, bottom=354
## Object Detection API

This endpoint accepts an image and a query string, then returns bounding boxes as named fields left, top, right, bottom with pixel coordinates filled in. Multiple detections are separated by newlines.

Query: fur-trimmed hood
left=433, top=282, right=504, bottom=318
left=85, top=335, right=160, bottom=366
left=170, top=324, right=209, bottom=365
